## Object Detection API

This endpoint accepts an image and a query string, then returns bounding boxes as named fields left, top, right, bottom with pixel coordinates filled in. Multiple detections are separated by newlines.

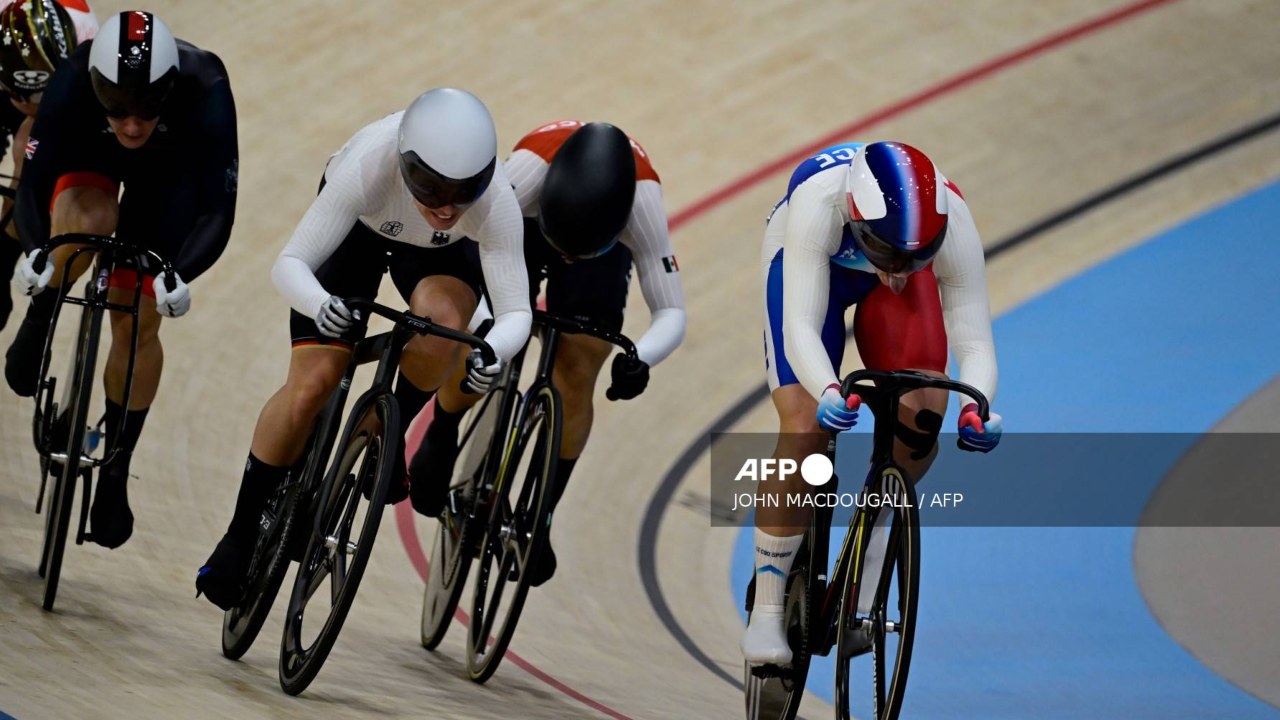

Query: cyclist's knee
left=897, top=378, right=947, bottom=460
left=554, top=337, right=609, bottom=404
left=51, top=186, right=118, bottom=236
left=773, top=383, right=822, bottom=435
left=285, top=365, right=342, bottom=422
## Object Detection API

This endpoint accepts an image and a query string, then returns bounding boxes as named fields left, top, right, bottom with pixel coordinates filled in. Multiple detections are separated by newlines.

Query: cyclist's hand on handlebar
left=153, top=273, right=191, bottom=318
left=957, top=403, right=1003, bottom=453
left=316, top=296, right=359, bottom=338
left=816, top=383, right=860, bottom=432
left=13, top=249, right=53, bottom=296
left=463, top=348, right=503, bottom=394
left=606, top=354, right=649, bottom=401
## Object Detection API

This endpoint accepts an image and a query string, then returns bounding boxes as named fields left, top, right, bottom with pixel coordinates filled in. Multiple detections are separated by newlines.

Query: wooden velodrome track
left=2, top=0, right=1279, bottom=718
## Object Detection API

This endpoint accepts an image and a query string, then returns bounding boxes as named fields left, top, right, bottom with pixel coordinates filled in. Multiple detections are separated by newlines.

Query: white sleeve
left=621, top=180, right=686, bottom=366
left=503, top=149, right=548, bottom=217
left=471, top=184, right=532, bottom=363
left=932, top=190, right=998, bottom=407
left=270, top=157, right=369, bottom=319
left=781, top=181, right=844, bottom=401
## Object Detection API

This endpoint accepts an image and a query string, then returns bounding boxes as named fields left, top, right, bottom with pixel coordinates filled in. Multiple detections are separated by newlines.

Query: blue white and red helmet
left=845, top=141, right=949, bottom=274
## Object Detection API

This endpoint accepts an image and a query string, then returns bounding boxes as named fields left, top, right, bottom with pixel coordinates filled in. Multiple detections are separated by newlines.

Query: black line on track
left=635, top=110, right=1280, bottom=691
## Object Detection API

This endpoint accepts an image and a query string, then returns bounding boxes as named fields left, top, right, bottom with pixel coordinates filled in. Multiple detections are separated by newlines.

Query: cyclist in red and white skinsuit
left=743, top=141, right=1004, bottom=665
left=410, top=120, right=686, bottom=587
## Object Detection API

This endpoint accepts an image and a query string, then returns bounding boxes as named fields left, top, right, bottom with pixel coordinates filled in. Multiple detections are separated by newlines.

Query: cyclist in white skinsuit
left=196, top=88, right=531, bottom=611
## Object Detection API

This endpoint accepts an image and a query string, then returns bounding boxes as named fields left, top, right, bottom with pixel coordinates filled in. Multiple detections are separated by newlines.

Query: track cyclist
left=742, top=141, right=1003, bottom=665
left=5, top=10, right=238, bottom=550
left=408, top=119, right=687, bottom=586
left=0, top=0, right=98, bottom=328
left=195, top=88, right=532, bottom=611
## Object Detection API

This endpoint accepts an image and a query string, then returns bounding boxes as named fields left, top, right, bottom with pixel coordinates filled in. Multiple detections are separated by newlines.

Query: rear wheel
left=465, top=384, right=561, bottom=683
left=278, top=393, right=398, bottom=696
left=743, top=539, right=813, bottom=720
left=421, top=386, right=510, bottom=650
left=221, top=472, right=304, bottom=660
left=834, top=470, right=920, bottom=720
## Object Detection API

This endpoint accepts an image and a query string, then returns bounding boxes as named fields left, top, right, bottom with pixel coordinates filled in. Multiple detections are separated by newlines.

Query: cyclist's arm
left=468, top=171, right=532, bottom=363
left=13, top=50, right=89, bottom=253
left=171, top=73, right=238, bottom=281
left=270, top=160, right=367, bottom=319
left=780, top=180, right=843, bottom=401
left=932, top=187, right=997, bottom=405
left=621, top=179, right=685, bottom=366
left=502, top=147, right=547, bottom=216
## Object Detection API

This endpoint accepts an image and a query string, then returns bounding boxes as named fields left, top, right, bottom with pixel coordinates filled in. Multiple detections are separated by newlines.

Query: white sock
left=753, top=529, right=804, bottom=612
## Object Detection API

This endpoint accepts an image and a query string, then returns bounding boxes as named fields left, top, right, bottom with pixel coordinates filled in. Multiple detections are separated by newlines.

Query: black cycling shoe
left=89, top=466, right=133, bottom=549
left=408, top=421, right=460, bottom=517
left=196, top=533, right=251, bottom=611
left=518, top=541, right=557, bottom=588
left=360, top=451, right=409, bottom=505
left=4, top=310, right=48, bottom=398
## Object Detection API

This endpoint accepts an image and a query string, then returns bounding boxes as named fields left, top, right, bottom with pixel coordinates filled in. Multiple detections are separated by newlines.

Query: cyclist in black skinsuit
left=5, top=11, right=238, bottom=550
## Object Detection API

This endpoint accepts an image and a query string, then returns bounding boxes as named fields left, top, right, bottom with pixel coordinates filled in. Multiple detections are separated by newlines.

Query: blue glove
left=957, top=403, right=1003, bottom=453
left=816, top=383, right=860, bottom=432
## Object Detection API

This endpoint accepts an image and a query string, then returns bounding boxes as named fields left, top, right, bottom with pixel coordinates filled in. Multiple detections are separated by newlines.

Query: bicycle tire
left=220, top=474, right=305, bottom=660
left=465, top=383, right=561, bottom=683
left=40, top=299, right=101, bottom=611
left=834, top=470, right=920, bottom=720
left=278, top=392, right=398, bottom=696
left=743, top=540, right=814, bottom=720
left=421, top=386, right=509, bottom=650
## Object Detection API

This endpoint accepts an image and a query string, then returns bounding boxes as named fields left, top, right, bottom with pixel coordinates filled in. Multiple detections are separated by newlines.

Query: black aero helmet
left=538, top=123, right=637, bottom=259
left=88, top=11, right=179, bottom=120
left=0, top=0, right=78, bottom=102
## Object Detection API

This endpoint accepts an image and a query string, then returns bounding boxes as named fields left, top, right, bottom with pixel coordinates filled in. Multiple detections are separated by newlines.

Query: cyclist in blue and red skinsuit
left=743, top=141, right=1004, bottom=666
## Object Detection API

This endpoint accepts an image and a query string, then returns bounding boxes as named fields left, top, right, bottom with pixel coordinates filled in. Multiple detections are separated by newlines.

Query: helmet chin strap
left=877, top=270, right=909, bottom=295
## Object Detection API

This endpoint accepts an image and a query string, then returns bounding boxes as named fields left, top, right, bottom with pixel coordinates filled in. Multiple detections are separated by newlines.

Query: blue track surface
left=733, top=180, right=1280, bottom=718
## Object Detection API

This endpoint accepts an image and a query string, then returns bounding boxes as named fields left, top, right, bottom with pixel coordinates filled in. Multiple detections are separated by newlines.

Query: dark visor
left=399, top=151, right=495, bottom=210
left=850, top=219, right=947, bottom=274
left=90, top=69, right=176, bottom=121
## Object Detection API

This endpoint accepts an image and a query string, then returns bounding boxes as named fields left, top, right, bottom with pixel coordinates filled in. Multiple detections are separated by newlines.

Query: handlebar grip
left=31, top=247, right=48, bottom=274
left=162, top=267, right=178, bottom=293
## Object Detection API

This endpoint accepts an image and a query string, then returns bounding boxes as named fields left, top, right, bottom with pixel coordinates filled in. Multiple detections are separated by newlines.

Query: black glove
left=606, top=354, right=649, bottom=401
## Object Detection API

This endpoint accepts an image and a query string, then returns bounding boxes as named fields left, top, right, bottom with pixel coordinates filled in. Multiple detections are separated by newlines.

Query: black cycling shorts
left=520, top=217, right=632, bottom=333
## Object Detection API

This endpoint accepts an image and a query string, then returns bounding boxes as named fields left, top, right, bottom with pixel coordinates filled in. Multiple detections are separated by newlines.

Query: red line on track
left=395, top=1, right=1179, bottom=716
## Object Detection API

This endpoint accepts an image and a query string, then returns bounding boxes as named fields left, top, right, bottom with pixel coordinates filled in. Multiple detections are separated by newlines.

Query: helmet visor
left=91, top=70, right=175, bottom=121
left=850, top=219, right=947, bottom=274
left=537, top=210, right=622, bottom=260
left=400, top=151, right=495, bottom=210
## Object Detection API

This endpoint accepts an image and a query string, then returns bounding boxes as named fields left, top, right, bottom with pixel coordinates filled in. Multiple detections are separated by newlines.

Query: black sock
left=431, top=401, right=466, bottom=435
left=102, top=400, right=150, bottom=477
left=227, top=452, right=290, bottom=540
left=549, top=457, right=577, bottom=511
left=393, top=371, right=435, bottom=427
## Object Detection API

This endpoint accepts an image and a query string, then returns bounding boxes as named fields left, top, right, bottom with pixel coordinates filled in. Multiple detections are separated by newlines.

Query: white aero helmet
left=398, top=88, right=497, bottom=209
left=88, top=10, right=178, bottom=119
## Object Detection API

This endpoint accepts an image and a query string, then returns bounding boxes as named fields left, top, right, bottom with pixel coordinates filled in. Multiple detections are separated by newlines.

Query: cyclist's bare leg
left=551, top=333, right=611, bottom=460
left=399, top=274, right=477, bottom=392
left=743, top=383, right=827, bottom=665
left=250, top=346, right=349, bottom=466
left=47, top=184, right=118, bottom=288
left=104, top=287, right=163, bottom=408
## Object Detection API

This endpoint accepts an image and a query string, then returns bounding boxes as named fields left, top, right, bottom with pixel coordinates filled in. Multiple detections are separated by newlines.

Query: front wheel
left=465, top=383, right=561, bottom=683
left=278, top=393, right=398, bottom=696
left=39, top=300, right=101, bottom=611
left=834, top=468, right=920, bottom=720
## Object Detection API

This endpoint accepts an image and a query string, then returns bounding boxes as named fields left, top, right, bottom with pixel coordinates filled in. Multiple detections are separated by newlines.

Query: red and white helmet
left=88, top=10, right=178, bottom=119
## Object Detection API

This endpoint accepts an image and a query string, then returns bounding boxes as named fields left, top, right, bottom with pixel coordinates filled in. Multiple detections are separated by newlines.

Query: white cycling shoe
left=741, top=606, right=792, bottom=666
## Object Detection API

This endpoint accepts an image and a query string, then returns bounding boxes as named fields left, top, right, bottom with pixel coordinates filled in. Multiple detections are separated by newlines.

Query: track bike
left=420, top=308, right=637, bottom=683
left=275, top=298, right=493, bottom=696
left=744, top=369, right=990, bottom=720
left=27, top=233, right=175, bottom=611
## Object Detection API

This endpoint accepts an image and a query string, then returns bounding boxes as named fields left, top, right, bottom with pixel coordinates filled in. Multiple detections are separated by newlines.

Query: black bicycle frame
left=808, top=369, right=990, bottom=654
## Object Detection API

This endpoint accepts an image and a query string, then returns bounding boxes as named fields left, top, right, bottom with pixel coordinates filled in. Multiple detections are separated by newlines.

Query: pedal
left=749, top=663, right=794, bottom=680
